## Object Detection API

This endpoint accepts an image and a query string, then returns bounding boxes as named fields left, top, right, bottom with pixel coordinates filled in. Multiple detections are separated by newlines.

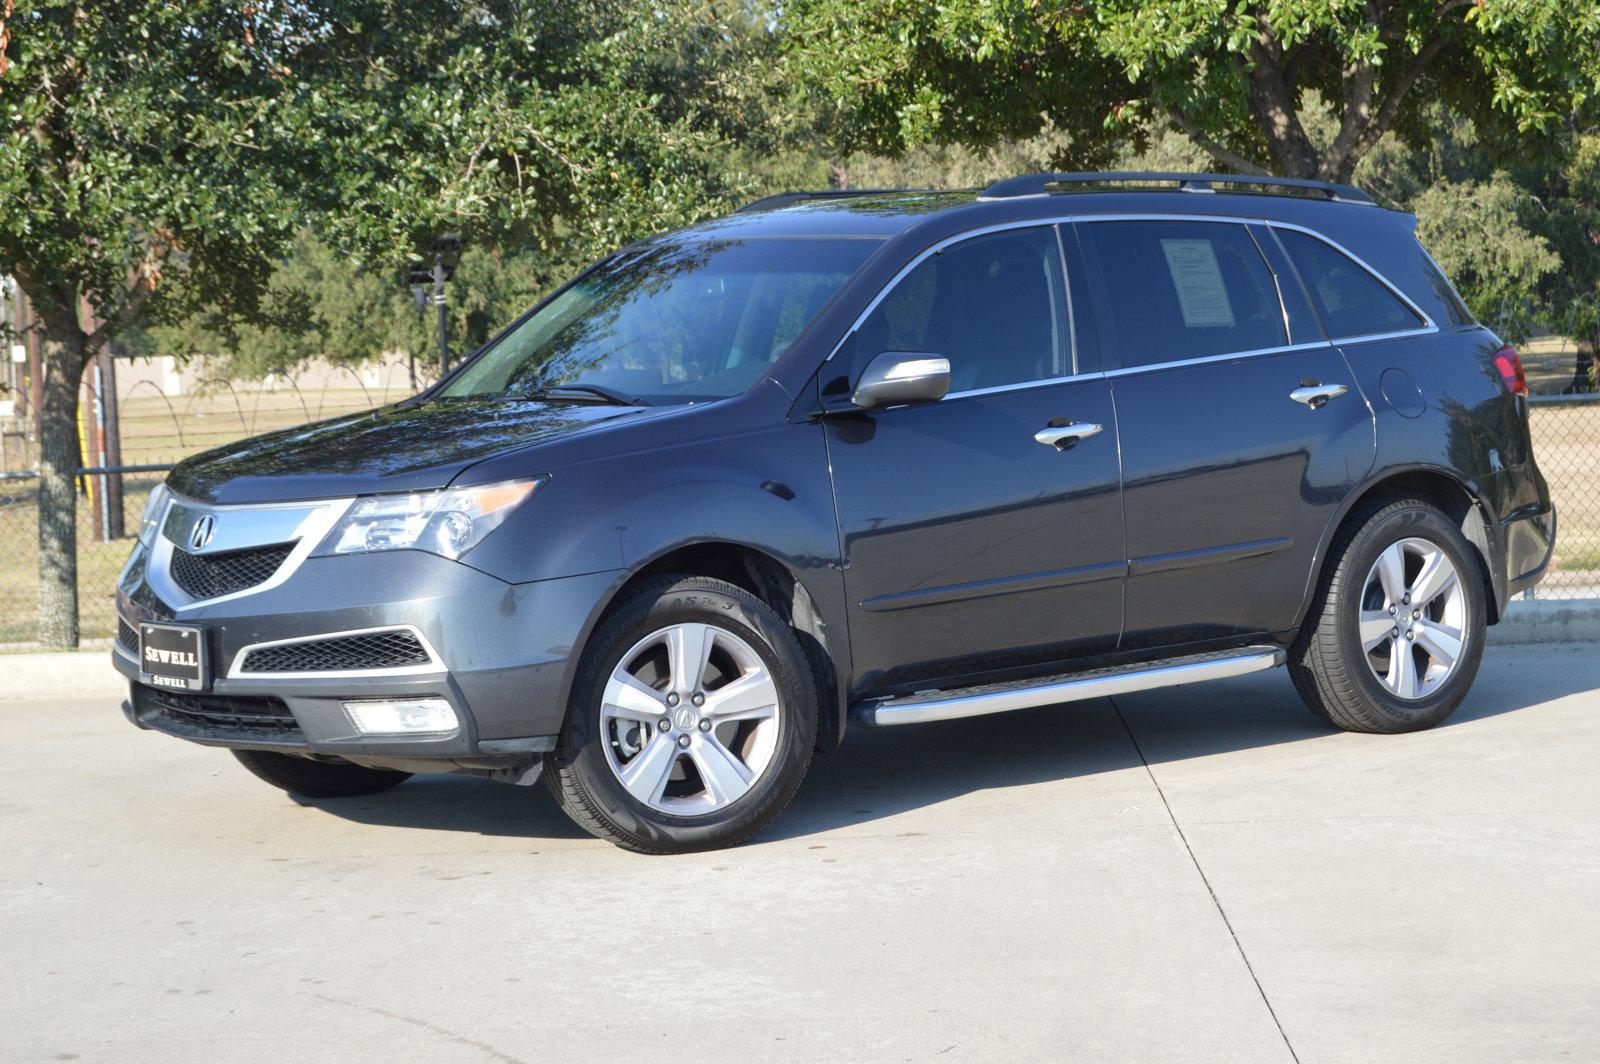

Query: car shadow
left=290, top=772, right=588, bottom=841
left=291, top=648, right=1599, bottom=845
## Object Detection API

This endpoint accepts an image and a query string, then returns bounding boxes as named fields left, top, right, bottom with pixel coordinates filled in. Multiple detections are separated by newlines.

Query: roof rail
left=978, top=171, right=1375, bottom=206
left=733, top=189, right=924, bottom=214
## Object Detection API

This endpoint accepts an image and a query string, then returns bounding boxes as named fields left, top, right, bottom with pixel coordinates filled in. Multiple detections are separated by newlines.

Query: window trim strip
left=823, top=211, right=1438, bottom=399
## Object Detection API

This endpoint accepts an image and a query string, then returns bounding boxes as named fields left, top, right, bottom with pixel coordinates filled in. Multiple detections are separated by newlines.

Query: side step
left=851, top=646, right=1287, bottom=727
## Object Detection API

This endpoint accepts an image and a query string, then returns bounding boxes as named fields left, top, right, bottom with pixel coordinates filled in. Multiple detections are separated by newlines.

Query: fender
left=1289, top=459, right=1504, bottom=633
left=460, top=415, right=853, bottom=749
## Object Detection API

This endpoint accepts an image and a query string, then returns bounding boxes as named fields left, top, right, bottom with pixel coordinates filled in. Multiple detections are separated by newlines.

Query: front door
left=1074, top=217, right=1376, bottom=649
left=823, top=224, right=1125, bottom=693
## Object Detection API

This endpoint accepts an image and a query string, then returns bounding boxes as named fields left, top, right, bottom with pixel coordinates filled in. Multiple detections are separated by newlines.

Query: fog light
left=343, top=697, right=459, bottom=736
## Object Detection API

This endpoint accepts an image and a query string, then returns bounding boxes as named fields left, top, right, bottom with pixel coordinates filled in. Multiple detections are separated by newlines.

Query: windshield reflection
left=441, top=237, right=879, bottom=405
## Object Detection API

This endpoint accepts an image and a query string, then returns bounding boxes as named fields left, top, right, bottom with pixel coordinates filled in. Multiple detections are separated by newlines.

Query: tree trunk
left=1570, top=334, right=1597, bottom=394
left=35, top=322, right=88, bottom=648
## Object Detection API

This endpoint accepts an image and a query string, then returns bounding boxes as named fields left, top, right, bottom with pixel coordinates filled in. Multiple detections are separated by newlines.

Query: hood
left=168, top=398, right=657, bottom=504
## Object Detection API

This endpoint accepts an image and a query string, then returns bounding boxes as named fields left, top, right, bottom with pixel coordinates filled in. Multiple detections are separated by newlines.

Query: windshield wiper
left=523, top=383, right=646, bottom=407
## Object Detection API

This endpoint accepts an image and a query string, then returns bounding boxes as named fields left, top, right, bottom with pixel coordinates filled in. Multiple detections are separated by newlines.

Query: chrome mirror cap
left=850, top=352, right=951, bottom=409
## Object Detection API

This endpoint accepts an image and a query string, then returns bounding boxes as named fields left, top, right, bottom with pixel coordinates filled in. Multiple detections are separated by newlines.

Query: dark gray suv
left=114, top=172, right=1556, bottom=853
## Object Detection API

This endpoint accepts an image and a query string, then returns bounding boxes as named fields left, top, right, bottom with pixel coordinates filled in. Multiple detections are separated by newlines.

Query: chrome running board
left=852, top=645, right=1286, bottom=727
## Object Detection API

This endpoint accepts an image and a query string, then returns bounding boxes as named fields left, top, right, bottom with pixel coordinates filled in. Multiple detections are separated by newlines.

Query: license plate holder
left=139, top=623, right=208, bottom=691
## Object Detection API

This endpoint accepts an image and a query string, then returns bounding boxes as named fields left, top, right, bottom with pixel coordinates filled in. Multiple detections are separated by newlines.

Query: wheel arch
left=563, top=540, right=849, bottom=752
left=1295, top=464, right=1504, bottom=632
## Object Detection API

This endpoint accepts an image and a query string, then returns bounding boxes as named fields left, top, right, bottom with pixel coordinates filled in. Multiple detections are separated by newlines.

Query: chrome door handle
left=1034, top=422, right=1103, bottom=449
left=1290, top=382, right=1349, bottom=409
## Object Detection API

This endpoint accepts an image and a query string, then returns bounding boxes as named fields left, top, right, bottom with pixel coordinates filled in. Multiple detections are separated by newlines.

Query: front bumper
left=115, top=546, right=620, bottom=768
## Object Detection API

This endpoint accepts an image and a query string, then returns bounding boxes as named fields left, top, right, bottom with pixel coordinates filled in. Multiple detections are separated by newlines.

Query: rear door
left=1074, top=217, right=1377, bottom=649
left=823, top=224, right=1125, bottom=693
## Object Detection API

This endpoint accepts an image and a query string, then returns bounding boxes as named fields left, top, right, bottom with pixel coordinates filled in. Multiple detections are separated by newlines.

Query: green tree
left=1536, top=133, right=1600, bottom=390
left=144, top=236, right=567, bottom=385
left=1413, top=176, right=1560, bottom=342
left=782, top=1, right=1600, bottom=181
left=0, top=1, right=733, bottom=646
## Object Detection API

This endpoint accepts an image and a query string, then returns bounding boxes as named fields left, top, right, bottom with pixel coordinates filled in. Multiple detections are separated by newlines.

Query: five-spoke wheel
left=545, top=575, right=817, bottom=853
left=1291, top=497, right=1486, bottom=733
left=600, top=622, right=783, bottom=814
left=1358, top=536, right=1468, bottom=700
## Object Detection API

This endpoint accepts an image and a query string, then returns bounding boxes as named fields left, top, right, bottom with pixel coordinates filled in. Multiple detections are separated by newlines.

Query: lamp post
left=408, top=235, right=463, bottom=378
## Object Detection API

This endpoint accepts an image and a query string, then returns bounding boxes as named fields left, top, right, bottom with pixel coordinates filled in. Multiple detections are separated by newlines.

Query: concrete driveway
left=3, top=645, right=1598, bottom=1063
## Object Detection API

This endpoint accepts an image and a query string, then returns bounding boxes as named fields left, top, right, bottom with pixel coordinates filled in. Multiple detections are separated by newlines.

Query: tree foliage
left=141, top=235, right=564, bottom=382
left=781, top=0, right=1600, bottom=181
left=0, top=0, right=738, bottom=645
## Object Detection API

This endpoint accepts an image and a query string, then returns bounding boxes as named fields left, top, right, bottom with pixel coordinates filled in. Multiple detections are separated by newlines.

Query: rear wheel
left=231, top=749, right=412, bottom=798
left=1290, top=498, right=1486, bottom=733
left=545, top=575, right=817, bottom=854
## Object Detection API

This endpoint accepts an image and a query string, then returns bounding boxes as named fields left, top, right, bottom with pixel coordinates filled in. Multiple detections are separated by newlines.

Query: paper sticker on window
left=1160, top=239, right=1235, bottom=328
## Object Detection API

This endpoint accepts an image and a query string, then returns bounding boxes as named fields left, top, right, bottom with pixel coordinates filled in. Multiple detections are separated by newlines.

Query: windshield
left=439, top=237, right=880, bottom=404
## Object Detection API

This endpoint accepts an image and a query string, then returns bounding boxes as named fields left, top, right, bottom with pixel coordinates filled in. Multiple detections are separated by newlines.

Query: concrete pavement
left=3, top=645, right=1598, bottom=1063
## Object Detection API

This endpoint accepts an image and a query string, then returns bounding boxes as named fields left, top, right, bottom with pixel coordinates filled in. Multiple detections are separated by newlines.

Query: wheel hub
left=598, top=621, right=782, bottom=816
left=1357, top=536, right=1468, bottom=701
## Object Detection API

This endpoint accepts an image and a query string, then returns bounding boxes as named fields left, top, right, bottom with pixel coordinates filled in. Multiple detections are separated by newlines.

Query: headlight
left=137, top=483, right=170, bottom=546
left=315, top=478, right=543, bottom=560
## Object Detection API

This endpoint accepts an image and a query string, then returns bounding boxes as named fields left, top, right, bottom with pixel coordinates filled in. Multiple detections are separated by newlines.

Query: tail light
left=1493, top=344, right=1529, bottom=398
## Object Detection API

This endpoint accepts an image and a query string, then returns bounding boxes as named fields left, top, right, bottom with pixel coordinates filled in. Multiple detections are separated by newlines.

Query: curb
left=0, top=601, right=1591, bottom=701
left=2, top=651, right=127, bottom=702
left=1488, top=598, right=1600, bottom=647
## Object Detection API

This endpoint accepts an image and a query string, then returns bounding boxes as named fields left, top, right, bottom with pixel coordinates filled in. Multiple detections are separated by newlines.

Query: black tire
left=1290, top=498, right=1487, bottom=733
left=231, top=749, right=412, bottom=798
left=545, top=575, right=818, bottom=854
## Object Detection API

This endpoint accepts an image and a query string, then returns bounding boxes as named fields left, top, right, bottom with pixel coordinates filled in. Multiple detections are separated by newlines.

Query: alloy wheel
left=1357, top=536, right=1468, bottom=700
left=599, top=622, right=782, bottom=815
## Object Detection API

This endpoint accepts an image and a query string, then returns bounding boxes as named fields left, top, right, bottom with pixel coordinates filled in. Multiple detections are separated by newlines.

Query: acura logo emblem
left=189, top=514, right=216, bottom=551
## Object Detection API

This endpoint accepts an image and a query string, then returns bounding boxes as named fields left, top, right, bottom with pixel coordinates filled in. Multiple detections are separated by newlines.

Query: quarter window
left=847, top=226, right=1070, bottom=394
left=1086, top=221, right=1288, bottom=369
left=1277, top=229, right=1425, bottom=338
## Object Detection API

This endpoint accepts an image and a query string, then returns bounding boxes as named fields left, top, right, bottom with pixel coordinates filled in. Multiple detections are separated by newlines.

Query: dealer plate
left=139, top=623, right=208, bottom=691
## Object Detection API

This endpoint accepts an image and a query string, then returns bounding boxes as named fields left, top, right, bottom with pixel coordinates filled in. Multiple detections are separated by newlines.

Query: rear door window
left=1276, top=228, right=1426, bottom=339
left=1084, top=221, right=1288, bottom=368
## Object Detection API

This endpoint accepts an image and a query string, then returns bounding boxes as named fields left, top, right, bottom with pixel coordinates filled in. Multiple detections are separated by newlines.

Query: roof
left=659, top=172, right=1407, bottom=250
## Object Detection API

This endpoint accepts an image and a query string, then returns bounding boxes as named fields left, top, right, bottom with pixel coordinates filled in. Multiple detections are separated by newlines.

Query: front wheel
left=1290, top=498, right=1487, bottom=733
left=545, top=575, right=818, bottom=854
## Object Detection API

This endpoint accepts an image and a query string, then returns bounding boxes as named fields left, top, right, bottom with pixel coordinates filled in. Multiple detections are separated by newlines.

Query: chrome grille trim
left=145, top=490, right=352, bottom=611
left=226, top=624, right=445, bottom=680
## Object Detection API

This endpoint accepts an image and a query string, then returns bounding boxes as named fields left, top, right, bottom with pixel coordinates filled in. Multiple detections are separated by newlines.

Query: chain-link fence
left=0, top=355, right=1594, bottom=649
left=0, top=469, right=167, bottom=646
left=1525, top=394, right=1599, bottom=599
left=0, top=355, right=424, bottom=648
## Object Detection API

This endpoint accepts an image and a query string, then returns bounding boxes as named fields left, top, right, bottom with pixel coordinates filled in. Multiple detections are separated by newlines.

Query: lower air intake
left=238, top=629, right=433, bottom=674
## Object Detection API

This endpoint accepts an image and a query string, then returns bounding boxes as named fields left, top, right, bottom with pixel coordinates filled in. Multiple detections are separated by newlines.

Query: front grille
left=117, top=617, right=139, bottom=651
left=239, top=630, right=432, bottom=674
left=134, top=684, right=302, bottom=739
left=169, top=542, right=295, bottom=600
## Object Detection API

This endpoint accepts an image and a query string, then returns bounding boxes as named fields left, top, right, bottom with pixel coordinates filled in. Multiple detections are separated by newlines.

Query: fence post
left=98, top=349, right=123, bottom=539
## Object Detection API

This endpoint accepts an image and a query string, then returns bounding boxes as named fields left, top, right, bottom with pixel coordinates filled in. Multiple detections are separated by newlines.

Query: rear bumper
left=1504, top=503, right=1557, bottom=600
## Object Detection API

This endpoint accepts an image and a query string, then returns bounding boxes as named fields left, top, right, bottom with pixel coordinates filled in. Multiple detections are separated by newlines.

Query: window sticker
left=1159, top=239, right=1235, bottom=328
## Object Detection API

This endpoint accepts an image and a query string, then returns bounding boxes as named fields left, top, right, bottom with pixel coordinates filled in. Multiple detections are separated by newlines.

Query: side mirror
left=850, top=352, right=951, bottom=410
